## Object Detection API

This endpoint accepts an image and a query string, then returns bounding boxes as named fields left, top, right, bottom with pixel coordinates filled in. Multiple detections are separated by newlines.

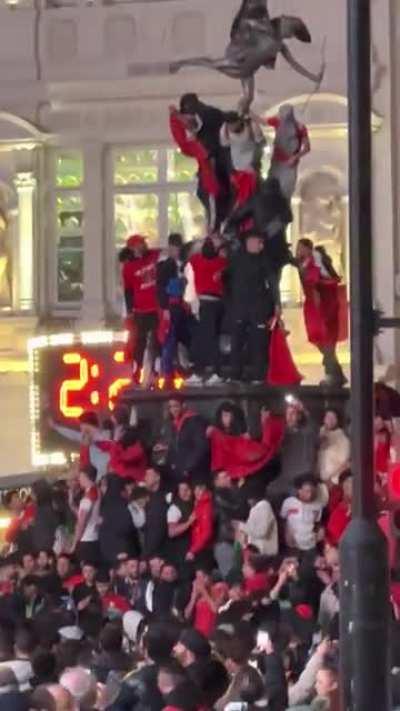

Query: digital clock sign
left=28, top=331, right=132, bottom=467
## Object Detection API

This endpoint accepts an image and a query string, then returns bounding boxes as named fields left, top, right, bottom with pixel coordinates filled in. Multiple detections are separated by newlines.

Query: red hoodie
left=189, top=491, right=214, bottom=556
left=189, top=253, right=227, bottom=298
left=122, top=250, right=160, bottom=314
left=95, top=440, right=147, bottom=482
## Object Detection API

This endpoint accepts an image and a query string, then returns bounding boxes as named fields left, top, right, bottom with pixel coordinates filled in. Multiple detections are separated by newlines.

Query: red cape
left=210, top=416, right=284, bottom=480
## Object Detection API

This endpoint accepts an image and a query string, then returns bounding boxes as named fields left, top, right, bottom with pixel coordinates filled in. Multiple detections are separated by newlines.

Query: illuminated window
left=56, top=151, right=84, bottom=189
left=167, top=149, right=197, bottom=183
left=168, top=192, right=206, bottom=240
left=54, top=150, right=84, bottom=304
left=56, top=193, right=84, bottom=303
left=113, top=148, right=159, bottom=186
left=114, top=193, right=159, bottom=250
left=112, top=146, right=202, bottom=254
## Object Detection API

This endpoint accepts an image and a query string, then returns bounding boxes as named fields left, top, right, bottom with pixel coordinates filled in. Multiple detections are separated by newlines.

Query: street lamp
left=339, top=1, right=391, bottom=709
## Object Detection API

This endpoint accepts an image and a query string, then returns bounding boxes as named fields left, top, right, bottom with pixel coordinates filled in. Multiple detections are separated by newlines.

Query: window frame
left=106, top=143, right=200, bottom=314
left=50, top=148, right=85, bottom=310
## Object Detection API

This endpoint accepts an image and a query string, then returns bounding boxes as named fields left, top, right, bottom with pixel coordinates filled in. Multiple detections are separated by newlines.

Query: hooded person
left=98, top=475, right=140, bottom=565
left=121, top=234, right=161, bottom=385
left=160, top=398, right=210, bottom=486
left=296, top=238, right=347, bottom=387
left=178, top=93, right=232, bottom=228
left=261, top=103, right=310, bottom=201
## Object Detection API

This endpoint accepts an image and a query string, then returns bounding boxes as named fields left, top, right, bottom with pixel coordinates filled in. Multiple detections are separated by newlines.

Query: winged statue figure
left=170, top=0, right=324, bottom=110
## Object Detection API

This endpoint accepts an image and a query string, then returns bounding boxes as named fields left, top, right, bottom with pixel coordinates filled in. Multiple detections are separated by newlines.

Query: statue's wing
left=231, top=0, right=269, bottom=39
left=273, top=15, right=312, bottom=43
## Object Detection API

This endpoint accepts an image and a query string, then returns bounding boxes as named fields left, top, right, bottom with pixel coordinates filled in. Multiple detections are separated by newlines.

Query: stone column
left=80, top=141, right=105, bottom=326
left=13, top=172, right=36, bottom=312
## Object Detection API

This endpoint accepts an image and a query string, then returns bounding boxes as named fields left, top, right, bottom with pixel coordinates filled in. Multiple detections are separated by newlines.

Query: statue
left=170, top=0, right=325, bottom=111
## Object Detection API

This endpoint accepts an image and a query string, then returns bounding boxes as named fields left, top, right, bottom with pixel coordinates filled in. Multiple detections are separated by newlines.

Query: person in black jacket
left=99, top=475, right=140, bottom=566
left=179, top=93, right=232, bottom=228
left=142, top=469, right=168, bottom=559
left=160, top=398, right=210, bottom=485
left=109, top=621, right=177, bottom=711
left=227, top=233, right=280, bottom=383
left=156, top=233, right=191, bottom=378
left=225, top=178, right=293, bottom=271
left=29, top=481, right=59, bottom=555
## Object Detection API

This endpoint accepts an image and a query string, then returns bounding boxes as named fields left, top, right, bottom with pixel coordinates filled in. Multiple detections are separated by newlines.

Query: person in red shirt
left=96, top=570, right=131, bottom=619
left=121, top=235, right=161, bottom=384
left=326, top=470, right=353, bottom=546
left=94, top=427, right=148, bottom=482
left=187, top=235, right=227, bottom=386
left=296, top=238, right=347, bottom=387
left=186, top=484, right=214, bottom=567
left=184, top=568, right=218, bottom=638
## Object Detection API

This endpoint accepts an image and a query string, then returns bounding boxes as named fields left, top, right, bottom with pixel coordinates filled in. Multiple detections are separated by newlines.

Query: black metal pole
left=339, top=1, right=391, bottom=709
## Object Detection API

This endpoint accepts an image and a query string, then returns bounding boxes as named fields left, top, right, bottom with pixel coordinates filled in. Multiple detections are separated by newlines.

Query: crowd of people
left=119, top=93, right=347, bottom=390
left=2, top=392, right=400, bottom=710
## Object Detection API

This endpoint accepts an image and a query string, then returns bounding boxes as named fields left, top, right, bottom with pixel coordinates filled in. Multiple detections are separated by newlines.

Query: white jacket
left=317, top=428, right=350, bottom=484
left=243, top=499, right=278, bottom=556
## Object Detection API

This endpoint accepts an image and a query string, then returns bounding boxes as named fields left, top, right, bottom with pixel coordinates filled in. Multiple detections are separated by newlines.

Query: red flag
left=267, top=326, right=303, bottom=387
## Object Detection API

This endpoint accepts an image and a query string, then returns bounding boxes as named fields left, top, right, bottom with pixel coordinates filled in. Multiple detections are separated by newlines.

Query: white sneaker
left=185, top=374, right=203, bottom=387
left=206, top=374, right=224, bottom=386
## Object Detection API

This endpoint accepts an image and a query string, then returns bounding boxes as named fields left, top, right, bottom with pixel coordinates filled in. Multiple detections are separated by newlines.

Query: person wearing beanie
left=174, top=628, right=211, bottom=670
left=121, top=234, right=161, bottom=386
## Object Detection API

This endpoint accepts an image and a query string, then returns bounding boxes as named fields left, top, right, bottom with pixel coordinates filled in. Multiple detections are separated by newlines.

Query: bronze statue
left=170, top=0, right=324, bottom=110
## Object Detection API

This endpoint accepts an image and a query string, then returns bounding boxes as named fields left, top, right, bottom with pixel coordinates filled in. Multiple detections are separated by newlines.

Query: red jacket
left=300, top=257, right=341, bottom=348
left=210, top=415, right=284, bottom=480
left=122, top=250, right=160, bottom=314
left=326, top=500, right=351, bottom=545
left=95, top=440, right=147, bottom=482
left=189, top=491, right=213, bottom=555
left=169, top=111, right=220, bottom=197
left=190, top=253, right=227, bottom=298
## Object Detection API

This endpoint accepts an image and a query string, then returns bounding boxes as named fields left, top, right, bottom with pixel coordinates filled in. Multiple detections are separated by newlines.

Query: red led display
left=48, top=346, right=132, bottom=423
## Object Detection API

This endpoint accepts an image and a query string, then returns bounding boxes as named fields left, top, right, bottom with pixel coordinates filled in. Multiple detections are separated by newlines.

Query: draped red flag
left=267, top=326, right=303, bottom=387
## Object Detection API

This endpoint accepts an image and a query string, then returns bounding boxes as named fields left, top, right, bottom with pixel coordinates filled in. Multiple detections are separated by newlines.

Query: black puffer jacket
left=164, top=413, right=210, bottom=484
left=110, top=663, right=164, bottom=711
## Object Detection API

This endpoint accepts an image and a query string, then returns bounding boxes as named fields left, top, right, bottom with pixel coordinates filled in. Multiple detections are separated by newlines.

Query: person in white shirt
left=69, top=467, right=100, bottom=565
left=280, top=474, right=328, bottom=553
left=49, top=411, right=111, bottom=482
left=318, top=409, right=350, bottom=486
left=241, top=496, right=278, bottom=556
